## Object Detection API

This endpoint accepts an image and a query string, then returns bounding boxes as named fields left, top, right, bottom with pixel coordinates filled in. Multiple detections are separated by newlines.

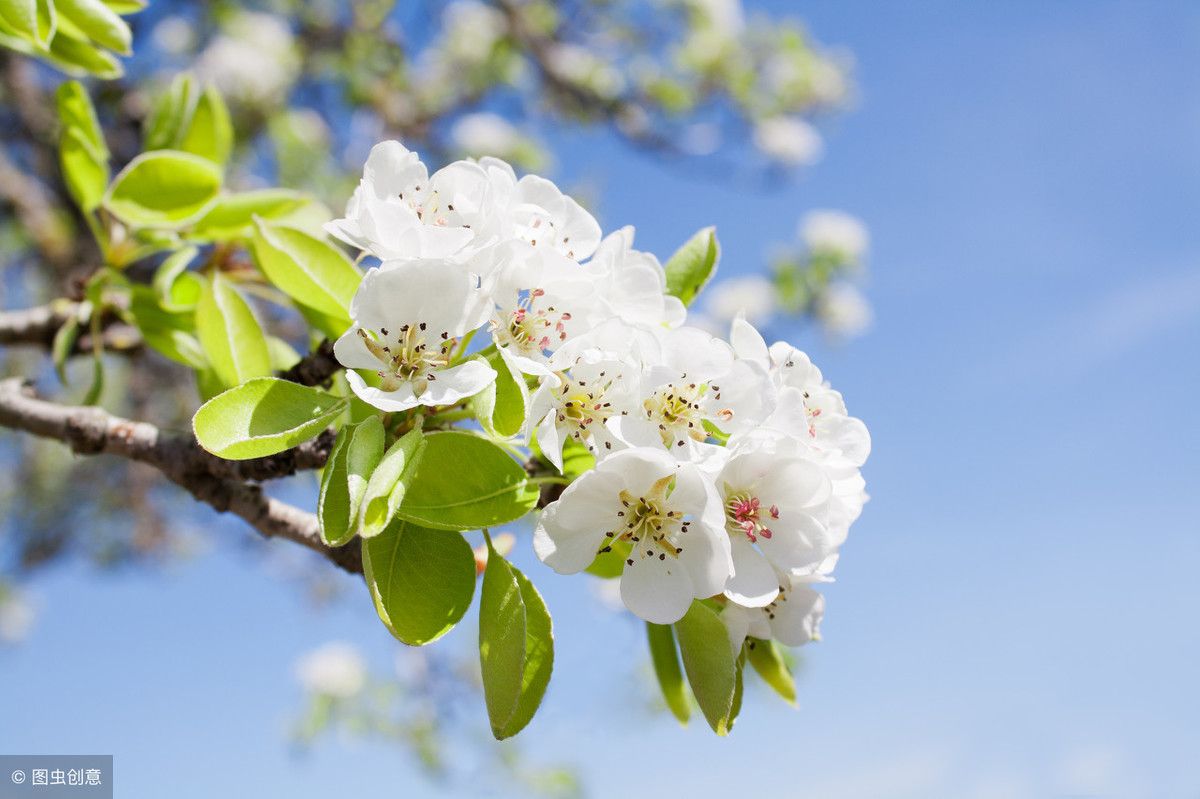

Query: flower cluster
left=329, top=141, right=869, bottom=651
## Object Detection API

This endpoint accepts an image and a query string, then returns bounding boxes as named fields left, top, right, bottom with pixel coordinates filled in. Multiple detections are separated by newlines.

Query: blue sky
left=3, top=2, right=1200, bottom=797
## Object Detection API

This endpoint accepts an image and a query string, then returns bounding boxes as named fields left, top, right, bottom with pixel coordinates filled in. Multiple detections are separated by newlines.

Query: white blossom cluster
left=328, top=141, right=869, bottom=650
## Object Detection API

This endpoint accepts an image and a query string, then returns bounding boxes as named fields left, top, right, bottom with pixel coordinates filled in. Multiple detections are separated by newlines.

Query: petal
left=345, top=370, right=419, bottom=412
left=333, top=326, right=381, bottom=371
left=533, top=470, right=625, bottom=573
left=769, top=587, right=825, bottom=646
left=674, top=517, right=733, bottom=600
left=723, top=536, right=780, bottom=607
left=720, top=604, right=752, bottom=654
left=413, top=359, right=496, bottom=407
left=729, top=317, right=770, bottom=369
left=351, top=261, right=487, bottom=336
left=620, top=548, right=694, bottom=624
left=757, top=512, right=833, bottom=573
left=536, top=408, right=564, bottom=473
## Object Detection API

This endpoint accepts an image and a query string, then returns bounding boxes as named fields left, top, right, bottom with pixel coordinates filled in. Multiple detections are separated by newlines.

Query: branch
left=0, top=378, right=361, bottom=574
left=0, top=300, right=141, bottom=354
left=278, top=338, right=340, bottom=386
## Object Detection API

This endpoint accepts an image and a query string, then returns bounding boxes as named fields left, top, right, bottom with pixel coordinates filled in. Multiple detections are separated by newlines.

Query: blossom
left=703, top=274, right=777, bottom=327
left=0, top=588, right=34, bottom=644
left=334, top=259, right=495, bottom=412
left=452, top=112, right=521, bottom=157
left=753, top=117, right=823, bottom=166
left=534, top=448, right=731, bottom=624
left=483, top=158, right=603, bottom=261
left=295, top=642, right=367, bottom=698
left=326, top=141, right=496, bottom=261
left=583, top=227, right=686, bottom=329
left=721, top=573, right=825, bottom=649
left=800, top=210, right=869, bottom=261
left=196, top=11, right=299, bottom=105
left=817, top=282, right=873, bottom=338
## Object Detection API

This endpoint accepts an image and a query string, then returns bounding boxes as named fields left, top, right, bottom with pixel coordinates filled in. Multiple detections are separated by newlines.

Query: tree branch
left=0, top=378, right=361, bottom=574
left=0, top=300, right=140, bottom=354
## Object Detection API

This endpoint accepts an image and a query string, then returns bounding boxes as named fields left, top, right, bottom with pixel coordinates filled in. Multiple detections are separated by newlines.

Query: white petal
left=414, top=360, right=496, bottom=407
left=345, top=370, right=419, bottom=412
left=620, top=548, right=694, bottom=624
left=333, top=326, right=381, bottom=371
left=723, top=535, right=780, bottom=607
left=769, top=587, right=824, bottom=646
left=533, top=470, right=624, bottom=573
left=729, top=317, right=770, bottom=368
left=720, top=604, right=752, bottom=654
left=674, top=517, right=733, bottom=600
left=757, top=512, right=832, bottom=573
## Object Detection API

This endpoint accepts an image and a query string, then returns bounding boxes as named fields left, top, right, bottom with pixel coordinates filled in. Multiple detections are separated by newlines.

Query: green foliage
left=359, top=428, right=427, bottom=538
left=746, top=637, right=797, bottom=705
left=190, top=190, right=310, bottom=242
left=318, top=417, right=384, bottom=547
left=479, top=539, right=554, bottom=739
left=55, top=80, right=109, bottom=211
left=664, top=226, right=720, bottom=306
left=103, top=150, right=223, bottom=228
left=362, top=519, right=477, bottom=646
left=0, top=0, right=138, bottom=77
left=674, top=600, right=740, bottom=735
left=470, top=349, right=528, bottom=438
left=646, top=622, right=691, bottom=724
left=192, top=377, right=347, bottom=460
left=397, top=431, right=539, bottom=532
left=194, top=273, right=270, bottom=388
left=250, top=218, right=360, bottom=338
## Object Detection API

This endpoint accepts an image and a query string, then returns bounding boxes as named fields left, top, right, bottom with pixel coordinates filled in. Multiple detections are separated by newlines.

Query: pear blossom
left=195, top=11, right=299, bottom=106
left=753, top=117, right=823, bottom=166
left=0, top=588, right=34, bottom=644
left=721, top=573, right=826, bottom=649
left=534, top=448, right=731, bottom=624
left=583, top=227, right=686, bottom=329
left=703, top=274, right=777, bottom=327
left=295, top=642, right=367, bottom=699
left=483, top=158, right=603, bottom=261
left=452, top=112, right=522, bottom=157
left=800, top=209, right=869, bottom=261
left=334, top=259, right=495, bottom=412
left=817, top=282, right=873, bottom=338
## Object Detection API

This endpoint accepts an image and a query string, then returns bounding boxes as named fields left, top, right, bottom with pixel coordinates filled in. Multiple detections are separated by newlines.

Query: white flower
left=441, top=0, right=506, bottom=62
left=715, top=438, right=834, bottom=607
left=800, top=210, right=869, bottom=261
left=817, top=283, right=873, bottom=338
left=196, top=12, right=299, bottom=105
left=583, top=227, right=686, bottom=329
left=703, top=275, right=777, bottom=327
left=753, top=117, right=823, bottom=166
left=452, top=112, right=520, bottom=157
left=334, top=259, right=495, bottom=412
left=534, top=448, right=732, bottom=624
left=484, top=158, right=603, bottom=261
left=0, top=589, right=34, bottom=644
left=721, top=573, right=825, bottom=649
left=326, top=141, right=497, bottom=261
left=295, top=642, right=366, bottom=698
left=152, top=16, right=195, bottom=55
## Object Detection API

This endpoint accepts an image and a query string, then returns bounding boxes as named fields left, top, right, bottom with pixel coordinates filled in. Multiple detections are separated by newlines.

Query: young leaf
left=54, top=0, right=131, bottom=55
left=746, top=637, right=797, bottom=705
left=152, top=246, right=200, bottom=310
left=125, top=285, right=206, bottom=368
left=318, top=416, right=384, bottom=547
left=144, top=73, right=195, bottom=151
left=664, top=226, right=720, bottom=306
left=397, top=431, right=539, bottom=532
left=479, top=545, right=554, bottom=739
left=194, top=273, right=271, bottom=387
left=193, top=377, right=347, bottom=460
left=103, top=150, right=222, bottom=228
left=189, top=190, right=309, bottom=241
left=646, top=622, right=691, bottom=725
left=674, top=600, right=739, bottom=735
left=60, top=127, right=108, bottom=212
left=51, top=307, right=84, bottom=383
left=362, top=519, right=476, bottom=646
left=359, top=428, right=426, bottom=538
left=177, top=84, right=232, bottom=166
left=46, top=29, right=122, bottom=79
left=55, top=80, right=107, bottom=157
left=250, top=218, right=360, bottom=332
left=470, top=349, right=527, bottom=438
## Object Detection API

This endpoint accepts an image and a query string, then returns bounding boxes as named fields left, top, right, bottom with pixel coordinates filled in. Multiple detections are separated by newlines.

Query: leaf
left=101, top=0, right=144, bottom=12
left=60, top=126, right=109, bottom=212
left=51, top=309, right=83, bottom=383
left=152, top=246, right=200, bottom=310
left=362, top=519, right=476, bottom=646
left=746, top=637, right=797, bottom=705
left=46, top=30, right=121, bottom=78
left=104, top=150, right=222, bottom=228
left=359, top=428, right=426, bottom=538
left=479, top=544, right=554, bottom=739
left=664, top=226, right=720, bottom=306
left=646, top=622, right=691, bottom=725
left=250, top=218, right=360, bottom=333
left=397, top=431, right=539, bottom=532
left=470, top=349, right=527, bottom=438
left=674, top=600, right=739, bottom=735
left=189, top=190, right=309, bottom=241
left=54, top=0, right=131, bottom=54
left=55, top=80, right=107, bottom=157
left=178, top=84, right=232, bottom=166
left=144, top=73, right=195, bottom=151
left=194, top=273, right=271, bottom=388
left=125, top=285, right=206, bottom=368
left=318, top=416, right=384, bottom=547
left=193, top=377, right=347, bottom=460
left=0, top=0, right=51, bottom=46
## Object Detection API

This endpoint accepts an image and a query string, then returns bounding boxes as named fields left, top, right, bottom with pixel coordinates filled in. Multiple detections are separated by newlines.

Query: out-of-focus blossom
left=704, top=275, right=777, bottom=327
left=800, top=209, right=869, bottom=261
left=441, top=0, right=506, bottom=63
left=753, top=117, right=823, bottom=165
left=452, top=113, right=519, bottom=156
left=816, top=283, right=873, bottom=338
left=687, top=0, right=745, bottom=33
left=0, top=589, right=34, bottom=644
left=295, top=642, right=367, bottom=698
left=197, top=12, right=300, bottom=105
left=151, top=16, right=195, bottom=56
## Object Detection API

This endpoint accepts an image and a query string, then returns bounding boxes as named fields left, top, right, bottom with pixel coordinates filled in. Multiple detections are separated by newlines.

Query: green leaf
left=194, top=273, right=271, bottom=388
left=189, top=190, right=309, bottom=241
left=318, top=417, right=384, bottom=547
left=746, top=637, right=797, bottom=705
left=397, top=431, right=539, bottom=532
left=125, top=284, right=206, bottom=368
left=250, top=219, right=360, bottom=334
left=193, top=377, right=347, bottom=460
left=144, top=73, right=194, bottom=151
left=362, top=519, right=476, bottom=646
left=60, top=127, right=108, bottom=212
left=359, top=428, right=426, bottom=538
left=55, top=80, right=107, bottom=157
left=152, top=246, right=200, bottom=310
left=51, top=309, right=83, bottom=383
left=102, top=0, right=144, bottom=12
left=470, top=350, right=527, bottom=438
left=266, top=336, right=300, bottom=371
left=177, top=84, right=232, bottom=166
left=646, top=622, right=691, bottom=725
left=46, top=30, right=121, bottom=78
left=479, top=544, right=554, bottom=739
left=664, top=226, right=720, bottom=306
left=104, top=150, right=222, bottom=228
left=0, top=0, right=51, bottom=46
left=54, top=0, right=131, bottom=54
left=674, top=600, right=738, bottom=735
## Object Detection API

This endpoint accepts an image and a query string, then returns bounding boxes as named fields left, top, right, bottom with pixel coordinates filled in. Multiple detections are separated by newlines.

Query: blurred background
left=2, top=1, right=1199, bottom=797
